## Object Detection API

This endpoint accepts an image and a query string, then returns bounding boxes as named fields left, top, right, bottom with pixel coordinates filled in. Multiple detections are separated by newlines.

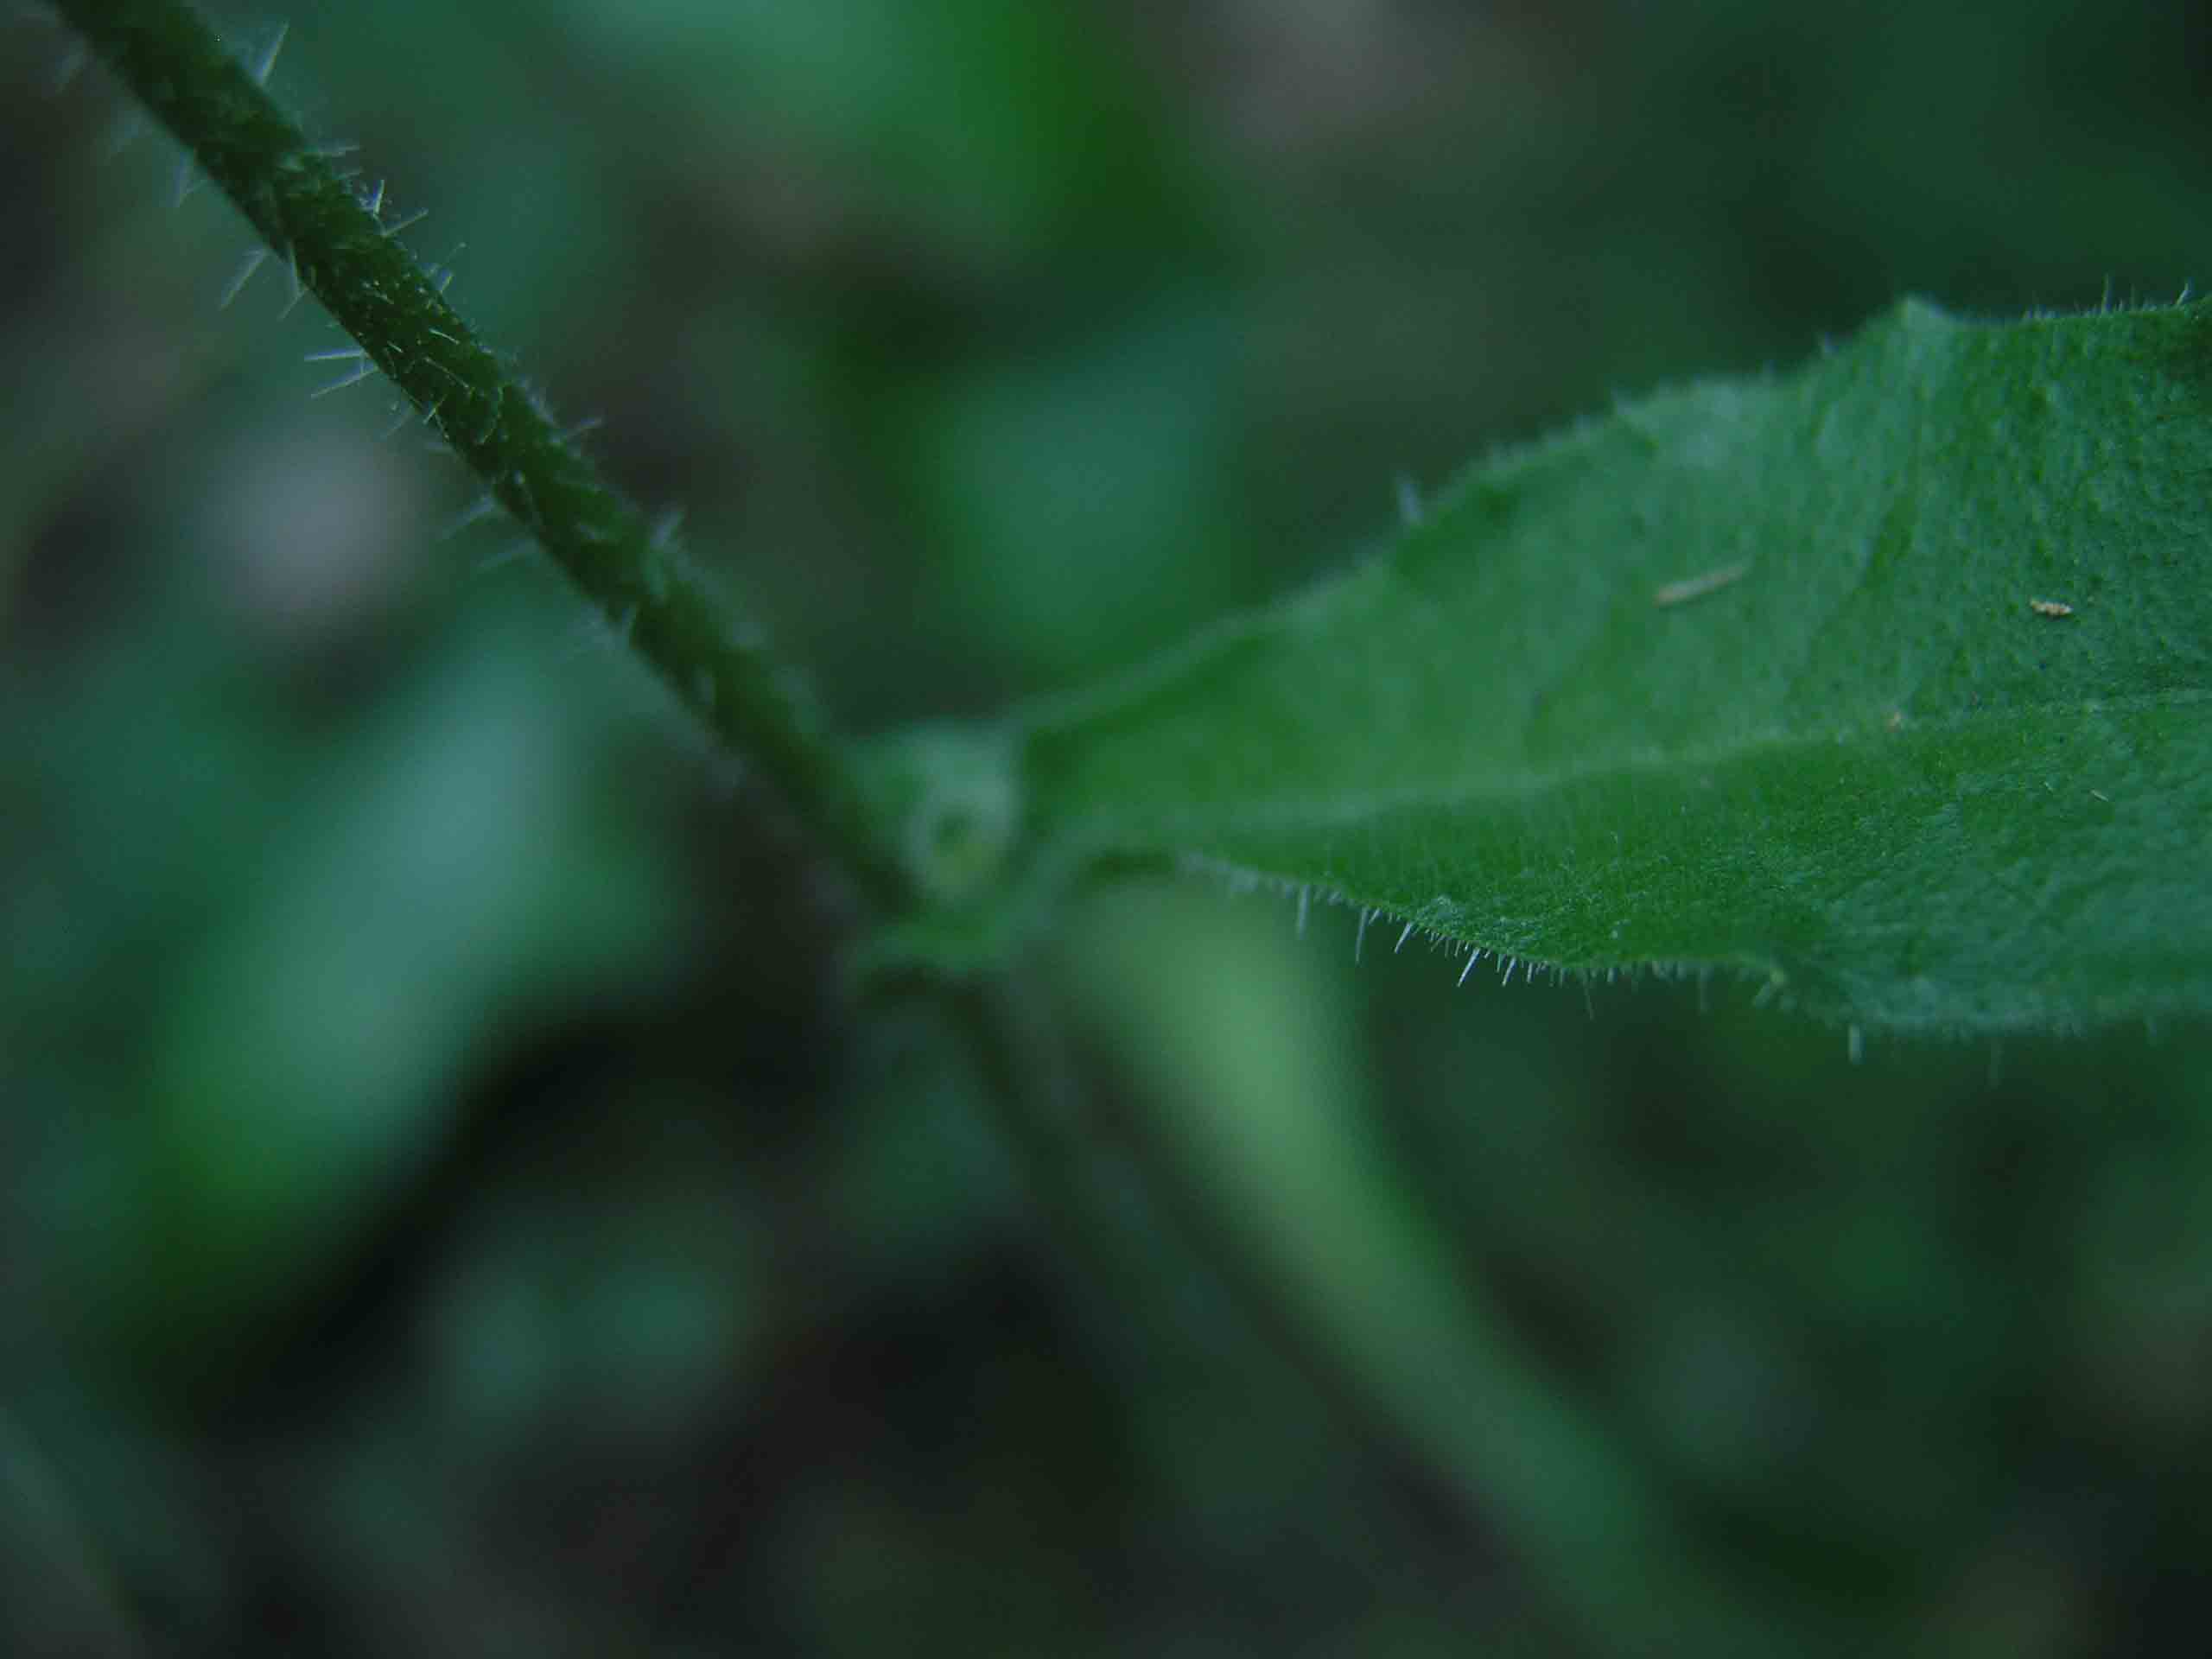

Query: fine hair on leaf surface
left=1014, top=298, right=2212, bottom=1037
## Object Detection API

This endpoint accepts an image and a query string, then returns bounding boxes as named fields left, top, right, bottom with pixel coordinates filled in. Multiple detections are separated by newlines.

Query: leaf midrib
left=1031, top=685, right=2207, bottom=847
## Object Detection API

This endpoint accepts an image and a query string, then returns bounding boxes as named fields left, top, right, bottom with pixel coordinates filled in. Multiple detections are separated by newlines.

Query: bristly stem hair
left=54, top=0, right=914, bottom=912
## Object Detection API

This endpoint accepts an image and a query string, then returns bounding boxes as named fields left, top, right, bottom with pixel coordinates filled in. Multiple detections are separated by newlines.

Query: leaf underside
left=1015, top=299, right=2212, bottom=1034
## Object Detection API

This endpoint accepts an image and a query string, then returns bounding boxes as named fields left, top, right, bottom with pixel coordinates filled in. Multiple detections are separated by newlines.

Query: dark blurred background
left=7, top=1, right=2212, bottom=1653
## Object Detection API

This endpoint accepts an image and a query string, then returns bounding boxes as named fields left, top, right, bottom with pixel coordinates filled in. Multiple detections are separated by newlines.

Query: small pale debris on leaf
left=2028, top=597, right=2074, bottom=618
left=1395, top=471, right=1424, bottom=526
left=1885, top=709, right=1905, bottom=731
left=2090, top=789, right=2111, bottom=803
left=1652, top=561, right=1750, bottom=607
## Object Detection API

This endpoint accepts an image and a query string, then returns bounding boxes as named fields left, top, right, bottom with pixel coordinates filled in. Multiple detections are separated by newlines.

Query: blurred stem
left=950, top=970, right=1745, bottom=1654
left=55, top=0, right=912, bottom=912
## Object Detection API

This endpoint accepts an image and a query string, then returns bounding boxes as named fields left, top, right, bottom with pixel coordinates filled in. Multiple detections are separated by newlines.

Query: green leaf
left=1017, top=298, right=2212, bottom=1034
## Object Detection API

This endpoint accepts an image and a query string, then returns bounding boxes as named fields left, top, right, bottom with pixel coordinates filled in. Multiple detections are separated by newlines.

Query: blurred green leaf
left=904, top=304, right=1242, bottom=684
left=556, top=0, right=1188, bottom=264
left=51, top=621, right=680, bottom=1373
left=1021, top=299, right=2212, bottom=1034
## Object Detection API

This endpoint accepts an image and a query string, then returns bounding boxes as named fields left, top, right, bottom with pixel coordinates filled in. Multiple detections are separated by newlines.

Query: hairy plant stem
left=56, top=0, right=912, bottom=912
